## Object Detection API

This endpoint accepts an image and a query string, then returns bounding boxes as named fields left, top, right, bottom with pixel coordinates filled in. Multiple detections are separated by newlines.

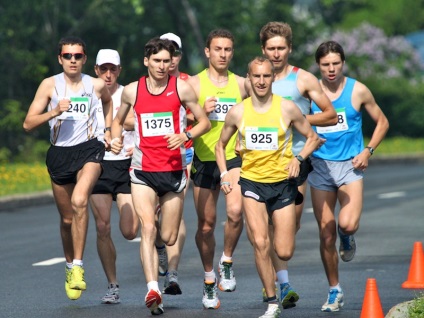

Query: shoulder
left=297, top=68, right=319, bottom=84
left=351, top=78, right=372, bottom=98
left=186, top=74, right=200, bottom=92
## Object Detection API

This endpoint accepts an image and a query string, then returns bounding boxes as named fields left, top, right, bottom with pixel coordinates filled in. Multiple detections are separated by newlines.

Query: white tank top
left=48, top=73, right=101, bottom=146
left=97, top=85, right=135, bottom=160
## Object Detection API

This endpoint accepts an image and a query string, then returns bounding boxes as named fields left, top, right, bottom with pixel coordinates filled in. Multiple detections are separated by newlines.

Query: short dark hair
left=144, top=37, right=175, bottom=59
left=205, top=29, right=234, bottom=49
left=315, top=41, right=346, bottom=63
left=259, top=22, right=292, bottom=48
left=57, top=36, right=86, bottom=55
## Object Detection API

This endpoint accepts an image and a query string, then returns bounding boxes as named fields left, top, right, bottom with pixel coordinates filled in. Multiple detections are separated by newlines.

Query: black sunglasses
left=61, top=53, right=85, bottom=60
left=173, top=50, right=182, bottom=57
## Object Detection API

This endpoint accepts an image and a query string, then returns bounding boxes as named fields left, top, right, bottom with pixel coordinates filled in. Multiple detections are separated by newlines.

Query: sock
left=147, top=281, right=160, bottom=292
left=330, top=283, right=342, bottom=292
left=66, top=262, right=73, bottom=269
left=267, top=296, right=278, bottom=304
left=276, top=270, right=289, bottom=285
left=72, top=259, right=83, bottom=267
left=220, top=252, right=232, bottom=263
left=204, top=269, right=216, bottom=283
left=156, top=244, right=166, bottom=249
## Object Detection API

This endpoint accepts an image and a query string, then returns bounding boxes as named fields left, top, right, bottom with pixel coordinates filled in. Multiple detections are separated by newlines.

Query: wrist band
left=220, top=181, right=230, bottom=187
left=110, top=137, right=120, bottom=147
left=220, top=171, right=228, bottom=179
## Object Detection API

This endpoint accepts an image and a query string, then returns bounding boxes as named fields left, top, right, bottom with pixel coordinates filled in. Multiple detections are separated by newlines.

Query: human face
left=249, top=60, right=274, bottom=98
left=144, top=49, right=171, bottom=81
left=58, top=44, right=86, bottom=75
left=317, top=52, right=344, bottom=83
left=95, top=63, right=121, bottom=89
left=261, top=36, right=291, bottom=72
left=205, top=37, right=234, bottom=72
left=168, top=50, right=182, bottom=74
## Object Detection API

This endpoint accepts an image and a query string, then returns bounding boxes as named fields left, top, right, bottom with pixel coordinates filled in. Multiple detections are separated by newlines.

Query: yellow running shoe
left=65, top=267, right=82, bottom=300
left=69, top=265, right=86, bottom=291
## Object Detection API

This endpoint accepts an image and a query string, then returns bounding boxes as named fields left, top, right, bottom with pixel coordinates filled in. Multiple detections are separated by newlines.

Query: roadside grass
left=0, top=137, right=423, bottom=197
left=409, top=293, right=424, bottom=318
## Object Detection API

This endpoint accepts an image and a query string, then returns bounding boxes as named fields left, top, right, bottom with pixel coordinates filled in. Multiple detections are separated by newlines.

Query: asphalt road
left=1, top=161, right=423, bottom=318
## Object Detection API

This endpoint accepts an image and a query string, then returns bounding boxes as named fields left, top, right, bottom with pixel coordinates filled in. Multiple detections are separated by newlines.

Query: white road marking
left=305, top=208, right=314, bottom=213
left=32, top=257, right=66, bottom=266
left=377, top=192, right=406, bottom=199
left=129, top=237, right=141, bottom=242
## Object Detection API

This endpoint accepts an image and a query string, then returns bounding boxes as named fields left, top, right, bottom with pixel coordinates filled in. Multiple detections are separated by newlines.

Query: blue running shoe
left=280, top=282, right=299, bottom=309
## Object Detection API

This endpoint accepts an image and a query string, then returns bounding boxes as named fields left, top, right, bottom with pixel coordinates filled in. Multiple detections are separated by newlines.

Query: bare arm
left=236, top=75, right=248, bottom=99
left=94, top=77, right=113, bottom=145
left=215, top=102, right=243, bottom=194
left=110, top=82, right=136, bottom=154
left=165, top=79, right=211, bottom=151
left=351, top=82, right=389, bottom=170
left=23, top=77, right=67, bottom=132
left=282, top=99, right=320, bottom=178
left=299, top=70, right=338, bottom=126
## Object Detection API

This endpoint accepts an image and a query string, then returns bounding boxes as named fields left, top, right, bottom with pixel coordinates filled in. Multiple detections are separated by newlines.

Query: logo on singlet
left=82, top=92, right=92, bottom=97
left=167, top=91, right=174, bottom=96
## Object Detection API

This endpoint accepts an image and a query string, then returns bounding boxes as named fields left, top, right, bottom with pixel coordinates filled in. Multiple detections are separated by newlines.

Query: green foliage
left=409, top=293, right=424, bottom=318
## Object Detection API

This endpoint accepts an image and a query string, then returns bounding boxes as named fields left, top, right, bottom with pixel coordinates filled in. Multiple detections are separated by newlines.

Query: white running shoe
left=202, top=280, right=220, bottom=309
left=101, top=283, right=120, bottom=304
left=259, top=304, right=281, bottom=318
left=321, top=288, right=344, bottom=312
left=218, top=260, right=236, bottom=292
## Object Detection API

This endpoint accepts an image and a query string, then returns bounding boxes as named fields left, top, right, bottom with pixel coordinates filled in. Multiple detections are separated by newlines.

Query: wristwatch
left=295, top=155, right=304, bottom=163
left=365, top=146, right=374, bottom=155
left=104, top=127, right=111, bottom=133
left=185, top=131, right=193, bottom=141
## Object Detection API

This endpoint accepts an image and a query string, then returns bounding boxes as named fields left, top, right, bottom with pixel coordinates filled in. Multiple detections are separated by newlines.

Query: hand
left=204, top=96, right=217, bottom=115
left=164, top=133, right=186, bottom=151
left=220, top=175, right=232, bottom=195
left=55, top=98, right=71, bottom=116
left=286, top=158, right=301, bottom=179
left=352, top=151, right=370, bottom=172
left=110, top=135, right=124, bottom=154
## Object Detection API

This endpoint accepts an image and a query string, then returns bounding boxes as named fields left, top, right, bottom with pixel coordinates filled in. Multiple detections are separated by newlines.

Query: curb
left=0, top=189, right=54, bottom=212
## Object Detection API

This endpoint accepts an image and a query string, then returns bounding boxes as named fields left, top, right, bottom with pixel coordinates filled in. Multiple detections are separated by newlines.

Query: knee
left=61, top=216, right=73, bottom=230
left=197, top=219, right=215, bottom=238
left=226, top=204, right=243, bottom=224
left=320, top=229, right=337, bottom=248
left=275, top=246, right=294, bottom=261
left=339, top=223, right=359, bottom=235
left=71, top=195, right=88, bottom=213
left=251, top=236, right=269, bottom=255
left=121, top=227, right=138, bottom=241
left=96, top=220, right=111, bottom=239
left=142, top=222, right=157, bottom=240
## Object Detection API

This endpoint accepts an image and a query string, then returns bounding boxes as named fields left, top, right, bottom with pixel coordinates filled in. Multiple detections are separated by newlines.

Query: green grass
left=0, top=137, right=423, bottom=198
left=409, top=293, right=424, bottom=318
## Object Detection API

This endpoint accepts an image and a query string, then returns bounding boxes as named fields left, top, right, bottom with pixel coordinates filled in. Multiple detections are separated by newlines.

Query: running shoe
left=65, top=267, right=82, bottom=300
left=338, top=227, right=356, bottom=262
left=321, top=288, right=344, bottom=312
left=69, top=265, right=86, bottom=291
left=259, top=304, right=281, bottom=318
left=101, top=283, right=120, bottom=304
left=163, top=270, right=182, bottom=295
left=156, top=245, right=168, bottom=276
left=202, top=280, right=220, bottom=309
left=145, top=289, right=164, bottom=315
left=280, top=282, right=299, bottom=309
left=218, top=260, right=236, bottom=292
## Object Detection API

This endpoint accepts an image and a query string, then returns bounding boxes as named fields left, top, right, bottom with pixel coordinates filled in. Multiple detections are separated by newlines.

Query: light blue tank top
left=272, top=66, right=311, bottom=155
left=311, top=77, right=364, bottom=161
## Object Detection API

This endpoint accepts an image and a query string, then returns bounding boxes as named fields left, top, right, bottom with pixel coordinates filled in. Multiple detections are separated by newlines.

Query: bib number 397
left=141, top=112, right=175, bottom=137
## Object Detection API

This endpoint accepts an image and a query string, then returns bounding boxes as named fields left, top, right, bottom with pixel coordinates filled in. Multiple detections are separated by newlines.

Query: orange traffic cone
left=360, top=278, right=384, bottom=318
left=402, top=241, right=424, bottom=288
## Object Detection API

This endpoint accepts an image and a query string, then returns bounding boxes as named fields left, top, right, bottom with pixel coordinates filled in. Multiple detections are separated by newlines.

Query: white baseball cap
left=96, top=49, right=120, bottom=66
left=160, top=32, right=182, bottom=49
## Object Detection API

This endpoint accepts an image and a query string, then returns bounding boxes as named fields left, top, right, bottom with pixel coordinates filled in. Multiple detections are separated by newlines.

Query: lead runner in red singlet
left=110, top=37, right=210, bottom=315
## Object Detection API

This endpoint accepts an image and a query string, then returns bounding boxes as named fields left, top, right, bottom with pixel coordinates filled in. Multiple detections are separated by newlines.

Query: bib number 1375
left=141, top=112, right=175, bottom=137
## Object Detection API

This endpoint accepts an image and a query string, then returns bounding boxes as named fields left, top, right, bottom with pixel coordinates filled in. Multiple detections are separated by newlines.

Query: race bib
left=208, top=97, right=237, bottom=121
left=245, top=127, right=278, bottom=150
left=316, top=108, right=349, bottom=133
left=141, top=112, right=175, bottom=137
left=57, top=97, right=90, bottom=120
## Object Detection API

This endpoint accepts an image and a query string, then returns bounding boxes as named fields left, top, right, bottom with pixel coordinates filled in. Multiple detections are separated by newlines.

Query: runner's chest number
left=57, top=97, right=89, bottom=120
left=245, top=127, right=278, bottom=150
left=141, top=112, right=175, bottom=137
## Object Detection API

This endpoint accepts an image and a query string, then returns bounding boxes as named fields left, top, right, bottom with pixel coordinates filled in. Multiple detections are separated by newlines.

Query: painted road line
left=377, top=191, right=406, bottom=199
left=32, top=257, right=66, bottom=266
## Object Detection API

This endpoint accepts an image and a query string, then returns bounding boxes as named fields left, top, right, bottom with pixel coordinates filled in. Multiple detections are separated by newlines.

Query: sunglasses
left=173, top=50, right=182, bottom=57
left=61, top=53, right=85, bottom=60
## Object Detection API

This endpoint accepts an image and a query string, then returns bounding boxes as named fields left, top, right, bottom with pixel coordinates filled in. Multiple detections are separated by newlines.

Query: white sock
left=330, top=283, right=342, bottom=292
left=220, top=252, right=232, bottom=263
left=66, top=262, right=73, bottom=269
left=276, top=270, right=289, bottom=285
left=204, top=270, right=216, bottom=283
left=147, top=281, right=160, bottom=292
left=72, top=259, right=83, bottom=267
